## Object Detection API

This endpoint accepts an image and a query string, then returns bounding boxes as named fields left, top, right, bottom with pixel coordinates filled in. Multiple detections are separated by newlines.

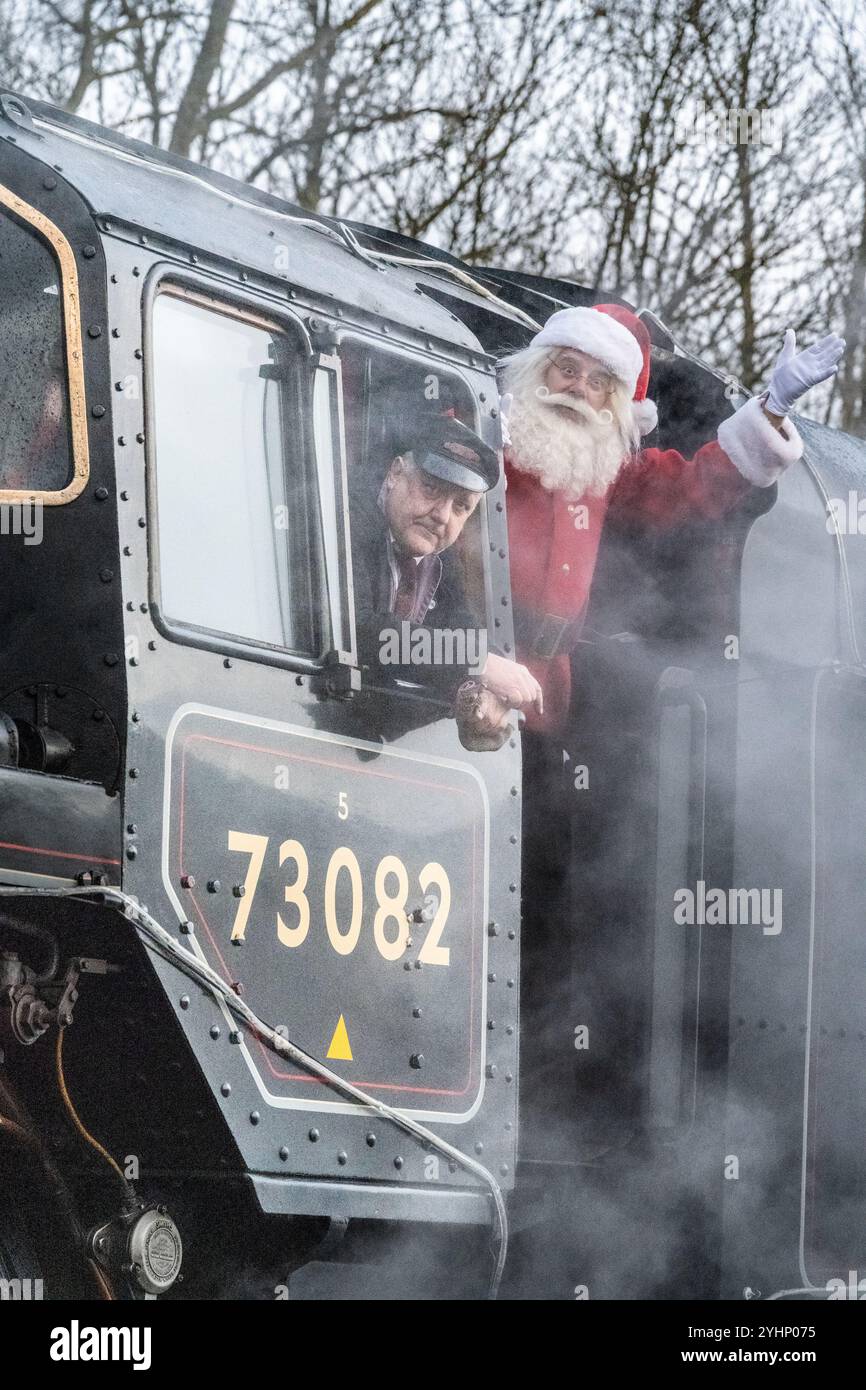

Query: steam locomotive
left=0, top=89, right=863, bottom=1302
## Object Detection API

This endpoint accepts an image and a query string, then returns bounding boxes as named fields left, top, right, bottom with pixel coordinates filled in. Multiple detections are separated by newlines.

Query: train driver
left=349, top=412, right=542, bottom=747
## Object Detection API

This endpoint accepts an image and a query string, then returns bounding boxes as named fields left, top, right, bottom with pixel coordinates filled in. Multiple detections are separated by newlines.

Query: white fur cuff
left=716, top=396, right=803, bottom=487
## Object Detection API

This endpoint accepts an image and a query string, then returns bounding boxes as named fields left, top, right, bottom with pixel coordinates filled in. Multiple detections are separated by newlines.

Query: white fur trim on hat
left=532, top=307, right=644, bottom=395
left=716, top=396, right=803, bottom=487
left=632, top=398, right=658, bottom=436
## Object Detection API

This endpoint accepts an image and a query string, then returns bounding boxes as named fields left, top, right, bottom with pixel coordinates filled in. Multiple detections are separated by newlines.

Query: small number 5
left=338, top=791, right=348, bottom=821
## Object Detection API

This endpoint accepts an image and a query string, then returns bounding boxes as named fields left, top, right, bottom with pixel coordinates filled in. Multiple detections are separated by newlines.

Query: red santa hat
left=531, top=303, right=658, bottom=436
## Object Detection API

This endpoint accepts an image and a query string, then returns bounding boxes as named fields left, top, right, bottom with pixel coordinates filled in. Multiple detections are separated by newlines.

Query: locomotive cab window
left=0, top=186, right=88, bottom=501
left=150, top=287, right=321, bottom=659
left=339, top=339, right=490, bottom=692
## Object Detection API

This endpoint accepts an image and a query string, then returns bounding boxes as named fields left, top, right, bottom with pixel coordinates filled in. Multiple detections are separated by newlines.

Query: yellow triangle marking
left=326, top=1013, right=353, bottom=1061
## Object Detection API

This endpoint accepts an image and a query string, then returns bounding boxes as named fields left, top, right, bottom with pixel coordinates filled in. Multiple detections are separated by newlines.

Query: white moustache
left=535, top=387, right=612, bottom=426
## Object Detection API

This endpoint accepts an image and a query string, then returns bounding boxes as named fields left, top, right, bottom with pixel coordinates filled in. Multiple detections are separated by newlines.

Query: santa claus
left=466, top=303, right=845, bottom=741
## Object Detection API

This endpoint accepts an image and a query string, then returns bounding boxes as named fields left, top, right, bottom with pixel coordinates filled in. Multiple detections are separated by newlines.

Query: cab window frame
left=143, top=266, right=345, bottom=674
left=0, top=178, right=90, bottom=504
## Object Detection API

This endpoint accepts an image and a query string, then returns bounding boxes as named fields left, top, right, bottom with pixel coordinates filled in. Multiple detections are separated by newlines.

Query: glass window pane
left=0, top=207, right=72, bottom=492
left=152, top=292, right=316, bottom=654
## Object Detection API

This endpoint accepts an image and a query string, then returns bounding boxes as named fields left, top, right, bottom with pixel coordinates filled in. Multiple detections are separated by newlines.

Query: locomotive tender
left=0, top=90, right=864, bottom=1302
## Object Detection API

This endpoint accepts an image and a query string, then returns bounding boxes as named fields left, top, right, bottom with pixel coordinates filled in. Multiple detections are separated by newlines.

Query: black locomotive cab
left=0, top=91, right=521, bottom=1300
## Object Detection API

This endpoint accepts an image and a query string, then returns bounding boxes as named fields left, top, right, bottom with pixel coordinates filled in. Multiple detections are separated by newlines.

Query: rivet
left=128, top=767, right=139, bottom=778
left=134, top=351, right=143, bottom=362
left=207, top=879, right=221, bottom=893
left=131, top=711, right=140, bottom=722
left=505, top=1072, right=513, bottom=1083
left=499, top=548, right=506, bottom=559
left=112, top=328, right=121, bottom=339
left=138, top=517, right=146, bottom=528
left=496, top=501, right=503, bottom=512
left=42, top=176, right=57, bottom=190
left=118, top=436, right=126, bottom=446
left=488, top=921, right=499, bottom=937
left=413, top=960, right=422, bottom=970
left=210, top=1025, right=220, bottom=1039
left=82, top=244, right=97, bottom=259
left=224, top=658, right=232, bottom=669
left=501, top=596, right=508, bottom=607
left=87, top=324, right=102, bottom=339
left=337, top=1151, right=347, bottom=1165
left=279, top=1145, right=289, bottom=1160
left=488, top=973, right=496, bottom=983
left=148, top=640, right=157, bottom=651
left=91, top=405, right=105, bottom=418
left=179, top=995, right=190, bottom=1010
left=507, top=928, right=516, bottom=940
left=179, top=921, right=193, bottom=935
left=127, top=823, right=137, bottom=834
left=486, top=1064, right=497, bottom=1079
left=136, top=431, right=145, bottom=442
left=139, top=602, right=148, bottom=613
left=506, top=1024, right=514, bottom=1035
left=309, top=1128, right=320, bottom=1142
left=500, top=1163, right=509, bottom=1175
left=129, top=657, right=139, bottom=667
left=409, top=1053, right=424, bottom=1069
left=126, top=846, right=137, bottom=860
left=95, top=486, right=108, bottom=500
left=403, top=962, right=412, bottom=971
left=221, top=1083, right=231, bottom=1097
left=412, top=1007, right=422, bottom=1018
left=123, top=546, right=132, bottom=556
left=180, top=874, right=196, bottom=889
left=474, top=1141, right=484, bottom=1154
left=229, top=1030, right=241, bottom=1044
left=505, top=1121, right=513, bottom=1131
left=393, top=1156, right=404, bottom=1170
left=510, top=786, right=518, bottom=797
left=509, top=834, right=517, bottom=845
left=487, top=1020, right=495, bottom=1031
left=232, top=884, right=246, bottom=898
left=250, top=1111, right=260, bottom=1125
left=366, top=1133, right=376, bottom=1147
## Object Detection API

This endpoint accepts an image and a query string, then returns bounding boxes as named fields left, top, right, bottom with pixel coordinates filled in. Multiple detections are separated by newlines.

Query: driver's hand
left=455, top=682, right=512, bottom=752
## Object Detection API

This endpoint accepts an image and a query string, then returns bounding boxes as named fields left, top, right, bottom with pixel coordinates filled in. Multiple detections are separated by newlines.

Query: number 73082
left=226, top=831, right=452, bottom=966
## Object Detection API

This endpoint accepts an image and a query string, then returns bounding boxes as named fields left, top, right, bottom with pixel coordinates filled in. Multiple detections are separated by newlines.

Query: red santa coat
left=504, top=397, right=804, bottom=735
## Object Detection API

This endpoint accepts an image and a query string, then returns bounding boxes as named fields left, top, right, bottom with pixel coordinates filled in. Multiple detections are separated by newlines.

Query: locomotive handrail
left=648, top=669, right=708, bottom=1138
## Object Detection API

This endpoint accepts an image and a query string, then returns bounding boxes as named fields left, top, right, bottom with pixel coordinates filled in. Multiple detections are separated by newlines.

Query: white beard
left=506, top=386, right=628, bottom=499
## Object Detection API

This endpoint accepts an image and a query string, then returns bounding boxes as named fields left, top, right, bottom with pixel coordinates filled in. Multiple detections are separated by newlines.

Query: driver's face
left=384, top=455, right=481, bottom=557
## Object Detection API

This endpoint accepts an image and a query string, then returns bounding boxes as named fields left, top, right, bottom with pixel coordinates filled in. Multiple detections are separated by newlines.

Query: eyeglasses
left=548, top=355, right=615, bottom=394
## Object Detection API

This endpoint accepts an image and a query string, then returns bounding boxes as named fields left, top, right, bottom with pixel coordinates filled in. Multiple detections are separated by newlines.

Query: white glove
left=499, top=392, right=513, bottom=448
left=764, top=329, right=846, bottom=417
